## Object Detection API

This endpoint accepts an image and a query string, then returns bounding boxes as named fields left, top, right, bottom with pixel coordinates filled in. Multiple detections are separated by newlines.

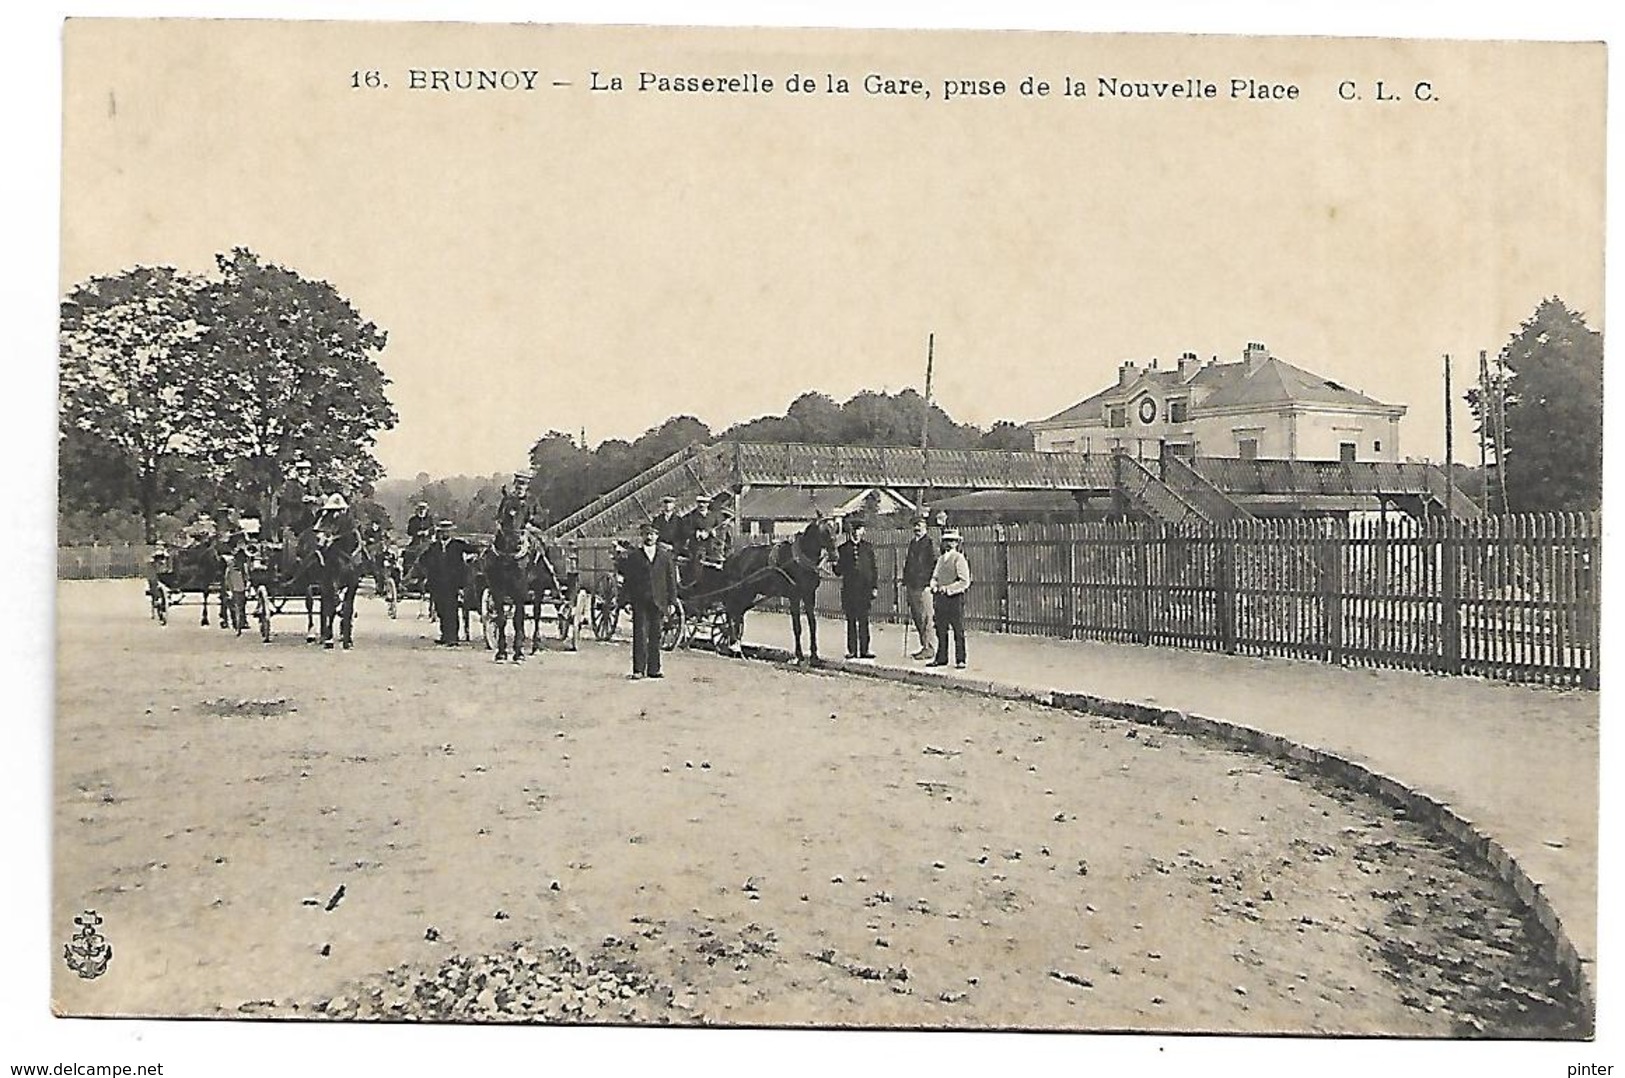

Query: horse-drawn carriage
left=586, top=549, right=711, bottom=652
left=248, top=511, right=392, bottom=647
left=588, top=516, right=841, bottom=661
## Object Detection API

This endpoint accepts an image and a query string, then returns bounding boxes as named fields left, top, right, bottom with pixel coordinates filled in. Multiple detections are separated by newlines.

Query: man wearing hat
left=929, top=529, right=973, bottom=669
left=901, top=516, right=938, bottom=660
left=405, top=501, right=434, bottom=544
left=834, top=516, right=879, bottom=660
left=418, top=519, right=472, bottom=646
left=678, top=493, right=722, bottom=585
left=652, top=496, right=684, bottom=551
left=621, top=519, right=680, bottom=679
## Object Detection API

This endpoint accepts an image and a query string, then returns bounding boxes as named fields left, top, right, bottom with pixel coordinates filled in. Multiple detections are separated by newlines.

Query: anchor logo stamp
left=63, top=909, right=113, bottom=980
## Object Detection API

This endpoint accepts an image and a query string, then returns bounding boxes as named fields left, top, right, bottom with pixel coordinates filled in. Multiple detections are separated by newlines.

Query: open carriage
left=587, top=546, right=733, bottom=653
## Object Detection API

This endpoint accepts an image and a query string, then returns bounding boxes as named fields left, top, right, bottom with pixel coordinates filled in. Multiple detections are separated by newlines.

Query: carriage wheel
left=480, top=591, right=496, bottom=650
left=255, top=586, right=272, bottom=643
left=710, top=608, right=733, bottom=653
left=592, top=594, right=619, bottom=641
left=659, top=603, right=685, bottom=652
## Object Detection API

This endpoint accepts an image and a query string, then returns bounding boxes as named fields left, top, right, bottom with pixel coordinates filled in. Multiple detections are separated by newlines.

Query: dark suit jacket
left=417, top=537, right=470, bottom=593
left=903, top=533, right=938, bottom=589
left=621, top=543, right=679, bottom=610
left=835, top=538, right=879, bottom=607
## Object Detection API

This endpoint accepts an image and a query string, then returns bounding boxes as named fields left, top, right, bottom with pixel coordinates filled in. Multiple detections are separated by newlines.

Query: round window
left=1138, top=397, right=1157, bottom=424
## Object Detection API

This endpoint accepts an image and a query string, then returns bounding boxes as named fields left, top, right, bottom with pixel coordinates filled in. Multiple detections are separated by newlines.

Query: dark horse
left=163, top=536, right=228, bottom=626
left=299, top=519, right=389, bottom=650
left=719, top=516, right=841, bottom=664
left=476, top=488, right=537, bottom=663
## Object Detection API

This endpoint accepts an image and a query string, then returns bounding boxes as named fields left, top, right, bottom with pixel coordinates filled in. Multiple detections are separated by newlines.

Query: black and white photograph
left=8, top=4, right=1618, bottom=1075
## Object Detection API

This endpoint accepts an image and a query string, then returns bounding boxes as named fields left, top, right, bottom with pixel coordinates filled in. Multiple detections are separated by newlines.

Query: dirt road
left=52, top=581, right=1582, bottom=1035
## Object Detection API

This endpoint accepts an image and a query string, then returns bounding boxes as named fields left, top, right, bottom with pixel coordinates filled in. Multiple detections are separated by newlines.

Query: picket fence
left=571, top=513, right=1600, bottom=688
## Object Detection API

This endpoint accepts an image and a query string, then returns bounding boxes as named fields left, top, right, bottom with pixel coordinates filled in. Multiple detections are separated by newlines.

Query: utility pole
left=1494, top=347, right=1511, bottom=514
left=1443, top=353, right=1455, bottom=515
left=919, top=333, right=934, bottom=513
left=1477, top=349, right=1490, bottom=514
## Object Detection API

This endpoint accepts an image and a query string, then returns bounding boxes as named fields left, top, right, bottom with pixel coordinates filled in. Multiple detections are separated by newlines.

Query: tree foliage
left=194, top=248, right=397, bottom=517
left=58, top=249, right=398, bottom=543
left=1468, top=297, right=1602, bottom=513
left=59, top=266, right=208, bottom=541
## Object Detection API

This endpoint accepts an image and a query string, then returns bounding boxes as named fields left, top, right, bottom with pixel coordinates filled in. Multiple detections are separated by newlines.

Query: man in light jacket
left=928, top=529, right=972, bottom=669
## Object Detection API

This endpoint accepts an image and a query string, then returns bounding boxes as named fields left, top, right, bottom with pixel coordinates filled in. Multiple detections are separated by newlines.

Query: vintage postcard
left=44, top=12, right=1607, bottom=1070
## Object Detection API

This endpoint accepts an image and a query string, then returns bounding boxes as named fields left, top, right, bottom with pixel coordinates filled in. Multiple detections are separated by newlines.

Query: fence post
left=995, top=524, right=1010, bottom=634
left=1441, top=517, right=1462, bottom=674
left=1321, top=520, right=1343, bottom=665
left=1218, top=523, right=1236, bottom=654
left=1062, top=529, right=1077, bottom=641
left=1134, top=524, right=1151, bottom=645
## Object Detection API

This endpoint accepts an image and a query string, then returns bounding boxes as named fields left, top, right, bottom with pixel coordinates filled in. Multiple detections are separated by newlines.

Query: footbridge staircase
left=543, top=441, right=1479, bottom=540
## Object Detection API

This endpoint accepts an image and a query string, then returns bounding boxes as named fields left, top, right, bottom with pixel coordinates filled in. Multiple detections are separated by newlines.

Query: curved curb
left=736, top=643, right=1596, bottom=1033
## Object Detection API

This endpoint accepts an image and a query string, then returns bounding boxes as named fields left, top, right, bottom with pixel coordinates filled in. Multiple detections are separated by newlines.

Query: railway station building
left=1030, top=341, right=1407, bottom=464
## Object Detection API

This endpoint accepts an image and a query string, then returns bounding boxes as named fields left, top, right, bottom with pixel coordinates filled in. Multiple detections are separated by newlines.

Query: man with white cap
left=405, top=500, right=434, bottom=544
left=928, top=529, right=973, bottom=669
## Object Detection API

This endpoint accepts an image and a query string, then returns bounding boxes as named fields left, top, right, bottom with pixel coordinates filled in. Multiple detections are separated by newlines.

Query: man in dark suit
left=902, top=515, right=938, bottom=660
left=417, top=519, right=470, bottom=646
left=652, top=496, right=684, bottom=551
left=621, top=519, right=680, bottom=678
left=834, top=517, right=879, bottom=659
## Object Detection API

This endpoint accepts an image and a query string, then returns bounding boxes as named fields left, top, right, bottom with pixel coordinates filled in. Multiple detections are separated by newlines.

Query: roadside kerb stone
left=731, top=642, right=1595, bottom=1027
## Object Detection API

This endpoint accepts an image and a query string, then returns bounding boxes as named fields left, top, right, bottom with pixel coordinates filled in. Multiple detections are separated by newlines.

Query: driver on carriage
left=405, top=500, right=434, bottom=544
left=679, top=494, right=726, bottom=585
left=314, top=492, right=355, bottom=539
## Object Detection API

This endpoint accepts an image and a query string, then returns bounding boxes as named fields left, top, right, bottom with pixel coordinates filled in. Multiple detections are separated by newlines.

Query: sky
left=55, top=19, right=1604, bottom=481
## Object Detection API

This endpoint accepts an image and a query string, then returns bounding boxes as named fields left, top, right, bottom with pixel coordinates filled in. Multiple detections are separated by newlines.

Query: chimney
left=1117, top=360, right=1137, bottom=388
left=1177, top=351, right=1198, bottom=381
left=1243, top=341, right=1269, bottom=374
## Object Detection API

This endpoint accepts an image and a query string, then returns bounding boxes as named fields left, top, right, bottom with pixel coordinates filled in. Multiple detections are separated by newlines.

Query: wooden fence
left=59, top=543, right=156, bottom=580
left=569, top=512, right=1599, bottom=688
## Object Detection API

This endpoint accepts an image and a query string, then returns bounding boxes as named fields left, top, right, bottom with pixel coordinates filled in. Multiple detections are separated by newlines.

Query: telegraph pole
left=1477, top=349, right=1490, bottom=513
left=1443, top=353, right=1456, bottom=515
left=919, top=333, right=934, bottom=513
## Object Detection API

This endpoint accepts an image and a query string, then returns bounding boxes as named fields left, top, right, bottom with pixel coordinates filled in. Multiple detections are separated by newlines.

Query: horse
left=476, top=488, right=536, bottom=662
left=718, top=516, right=841, bottom=664
left=298, top=519, right=391, bottom=649
left=163, top=536, right=228, bottom=626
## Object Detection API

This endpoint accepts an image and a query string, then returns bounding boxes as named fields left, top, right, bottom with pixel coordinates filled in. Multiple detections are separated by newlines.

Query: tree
left=192, top=247, right=397, bottom=522
left=979, top=420, right=1035, bottom=452
left=59, top=266, right=209, bottom=542
left=1470, top=297, right=1603, bottom=513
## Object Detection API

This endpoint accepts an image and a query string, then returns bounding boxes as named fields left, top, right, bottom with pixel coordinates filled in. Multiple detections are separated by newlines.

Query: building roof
left=1037, top=352, right=1398, bottom=426
left=928, top=490, right=1081, bottom=512
left=738, top=487, right=914, bottom=520
left=1197, top=357, right=1392, bottom=410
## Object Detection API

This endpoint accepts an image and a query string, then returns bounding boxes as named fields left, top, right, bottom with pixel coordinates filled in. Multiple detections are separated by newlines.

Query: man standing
left=621, top=520, right=679, bottom=679
left=902, top=516, right=937, bottom=660
left=652, top=496, right=684, bottom=551
left=929, top=529, right=973, bottom=669
left=418, top=519, right=470, bottom=646
left=834, top=517, right=879, bottom=660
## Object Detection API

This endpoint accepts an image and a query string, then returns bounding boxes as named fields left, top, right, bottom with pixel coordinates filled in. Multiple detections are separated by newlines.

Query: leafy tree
left=59, top=266, right=209, bottom=541
left=192, top=247, right=397, bottom=522
left=979, top=420, right=1035, bottom=451
left=1469, top=297, right=1603, bottom=512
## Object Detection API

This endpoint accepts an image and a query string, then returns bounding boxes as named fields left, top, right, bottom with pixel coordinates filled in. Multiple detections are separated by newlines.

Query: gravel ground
left=53, top=580, right=1584, bottom=1036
